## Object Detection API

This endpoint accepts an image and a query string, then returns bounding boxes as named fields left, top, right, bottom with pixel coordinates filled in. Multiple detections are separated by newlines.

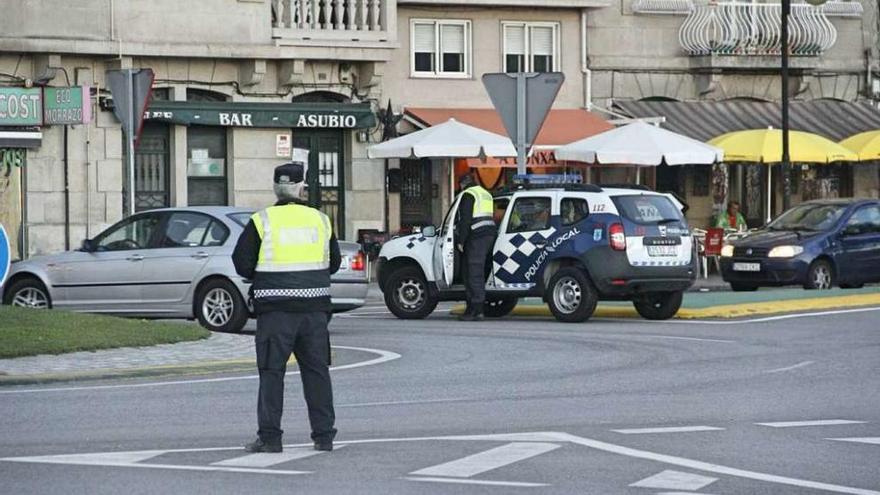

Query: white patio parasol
left=555, top=121, right=724, bottom=166
left=367, top=118, right=517, bottom=159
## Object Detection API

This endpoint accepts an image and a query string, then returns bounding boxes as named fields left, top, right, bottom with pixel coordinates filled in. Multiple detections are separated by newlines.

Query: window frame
left=506, top=195, right=554, bottom=234
left=501, top=21, right=561, bottom=73
left=410, top=18, right=472, bottom=79
left=93, top=213, right=164, bottom=252
left=560, top=197, right=590, bottom=227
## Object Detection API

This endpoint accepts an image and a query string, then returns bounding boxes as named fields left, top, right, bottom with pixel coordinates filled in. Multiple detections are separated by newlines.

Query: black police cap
left=274, top=162, right=305, bottom=184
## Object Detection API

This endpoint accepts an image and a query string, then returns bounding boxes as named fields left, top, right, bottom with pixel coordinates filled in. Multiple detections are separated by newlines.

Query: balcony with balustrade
left=676, top=1, right=855, bottom=68
left=271, top=0, right=397, bottom=53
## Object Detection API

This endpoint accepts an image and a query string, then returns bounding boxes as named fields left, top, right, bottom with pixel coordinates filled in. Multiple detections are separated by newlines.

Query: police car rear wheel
left=484, top=297, right=517, bottom=318
left=196, top=279, right=249, bottom=333
left=547, top=267, right=597, bottom=323
left=384, top=267, right=438, bottom=319
left=633, top=291, right=683, bottom=320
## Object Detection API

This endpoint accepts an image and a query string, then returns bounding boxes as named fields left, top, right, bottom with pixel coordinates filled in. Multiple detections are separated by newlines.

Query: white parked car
left=1, top=206, right=369, bottom=332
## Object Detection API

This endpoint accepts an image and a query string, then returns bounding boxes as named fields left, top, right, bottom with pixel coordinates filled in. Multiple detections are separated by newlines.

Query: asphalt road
left=1, top=302, right=879, bottom=494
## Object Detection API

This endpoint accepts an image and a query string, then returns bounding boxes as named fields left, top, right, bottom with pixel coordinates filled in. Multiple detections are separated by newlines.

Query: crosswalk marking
left=410, top=442, right=560, bottom=478
left=612, top=426, right=724, bottom=435
left=756, top=420, right=866, bottom=428
left=630, top=470, right=718, bottom=490
left=212, top=447, right=339, bottom=468
left=828, top=437, right=880, bottom=446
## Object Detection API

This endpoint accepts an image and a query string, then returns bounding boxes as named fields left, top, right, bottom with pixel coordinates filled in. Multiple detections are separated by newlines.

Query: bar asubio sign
left=143, top=102, right=375, bottom=129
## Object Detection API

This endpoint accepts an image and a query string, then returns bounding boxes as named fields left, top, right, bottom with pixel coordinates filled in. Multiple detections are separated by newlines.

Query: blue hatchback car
left=720, top=199, right=880, bottom=291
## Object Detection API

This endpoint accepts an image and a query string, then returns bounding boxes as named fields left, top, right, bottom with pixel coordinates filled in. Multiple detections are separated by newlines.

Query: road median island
left=452, top=285, right=880, bottom=320
left=0, top=306, right=210, bottom=359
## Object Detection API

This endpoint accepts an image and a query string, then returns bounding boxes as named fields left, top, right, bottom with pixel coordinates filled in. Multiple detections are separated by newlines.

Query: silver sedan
left=1, top=206, right=369, bottom=333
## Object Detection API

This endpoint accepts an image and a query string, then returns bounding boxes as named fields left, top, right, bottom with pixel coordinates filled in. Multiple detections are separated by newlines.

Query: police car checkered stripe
left=254, top=288, right=331, bottom=299
left=492, top=228, right=557, bottom=277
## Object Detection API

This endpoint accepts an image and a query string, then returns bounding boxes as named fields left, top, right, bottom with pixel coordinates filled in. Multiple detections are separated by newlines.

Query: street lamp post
left=781, top=0, right=791, bottom=211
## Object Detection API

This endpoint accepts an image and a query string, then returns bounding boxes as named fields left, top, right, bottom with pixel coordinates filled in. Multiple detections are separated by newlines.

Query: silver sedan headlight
left=720, top=245, right=734, bottom=257
left=768, top=245, right=804, bottom=258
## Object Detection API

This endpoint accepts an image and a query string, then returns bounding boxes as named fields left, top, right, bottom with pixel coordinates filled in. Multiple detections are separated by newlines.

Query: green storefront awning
left=143, top=101, right=376, bottom=129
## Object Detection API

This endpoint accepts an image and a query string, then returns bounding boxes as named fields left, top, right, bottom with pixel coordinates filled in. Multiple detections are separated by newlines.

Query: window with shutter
left=411, top=20, right=470, bottom=77
left=413, top=23, right=436, bottom=73
left=441, top=24, right=465, bottom=73
left=504, top=24, right=526, bottom=73
left=530, top=26, right=554, bottom=73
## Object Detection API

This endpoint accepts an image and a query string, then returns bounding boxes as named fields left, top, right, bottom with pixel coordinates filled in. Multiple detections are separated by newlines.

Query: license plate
left=647, top=245, right=677, bottom=257
left=733, top=262, right=761, bottom=272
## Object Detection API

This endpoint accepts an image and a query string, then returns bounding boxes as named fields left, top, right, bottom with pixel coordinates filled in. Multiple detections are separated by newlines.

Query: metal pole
left=63, top=125, right=70, bottom=250
left=127, top=69, right=136, bottom=216
left=516, top=74, right=527, bottom=176
left=781, top=0, right=791, bottom=213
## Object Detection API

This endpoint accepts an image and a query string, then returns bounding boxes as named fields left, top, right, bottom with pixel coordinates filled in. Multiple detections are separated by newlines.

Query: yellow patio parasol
left=839, top=130, right=880, bottom=160
left=709, top=128, right=858, bottom=222
left=709, top=128, right=859, bottom=163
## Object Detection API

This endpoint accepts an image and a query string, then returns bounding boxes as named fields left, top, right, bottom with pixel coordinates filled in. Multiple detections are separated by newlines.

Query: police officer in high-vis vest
left=233, top=158, right=341, bottom=453
left=455, top=171, right=497, bottom=321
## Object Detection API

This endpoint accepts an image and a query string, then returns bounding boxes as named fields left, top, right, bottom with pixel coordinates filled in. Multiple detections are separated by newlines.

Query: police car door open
left=433, top=195, right=460, bottom=289
left=491, top=194, right=558, bottom=290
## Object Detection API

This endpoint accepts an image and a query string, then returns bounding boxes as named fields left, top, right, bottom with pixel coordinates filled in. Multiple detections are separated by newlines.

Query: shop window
left=503, top=22, right=559, bottom=73
left=411, top=19, right=471, bottom=78
left=186, top=90, right=229, bottom=206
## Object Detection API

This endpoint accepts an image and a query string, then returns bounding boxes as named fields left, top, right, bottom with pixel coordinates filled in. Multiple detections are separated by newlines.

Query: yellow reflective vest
left=464, top=185, right=494, bottom=219
left=252, top=204, right=332, bottom=273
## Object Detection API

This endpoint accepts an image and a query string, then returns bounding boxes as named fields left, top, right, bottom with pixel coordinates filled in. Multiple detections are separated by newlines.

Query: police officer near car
left=455, top=171, right=497, bottom=321
left=232, top=156, right=341, bottom=453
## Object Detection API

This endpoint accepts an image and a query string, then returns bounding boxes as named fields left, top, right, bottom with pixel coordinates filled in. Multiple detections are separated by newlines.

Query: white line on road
left=404, top=477, right=548, bottom=487
left=410, top=442, right=560, bottom=478
left=0, top=345, right=401, bottom=395
left=764, top=361, right=816, bottom=374
left=211, top=446, right=339, bottom=468
left=639, top=335, right=735, bottom=343
left=827, top=437, right=880, bottom=445
left=0, top=457, right=308, bottom=476
left=612, top=426, right=724, bottom=435
left=630, top=470, right=718, bottom=490
left=755, top=420, right=866, bottom=428
left=665, top=306, right=880, bottom=325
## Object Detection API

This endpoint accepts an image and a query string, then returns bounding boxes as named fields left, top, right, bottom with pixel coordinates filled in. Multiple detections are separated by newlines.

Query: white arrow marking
left=630, top=470, right=718, bottom=490
left=612, top=426, right=723, bottom=435
left=410, top=442, right=560, bottom=478
left=828, top=437, right=880, bottom=445
left=212, top=446, right=341, bottom=468
left=756, top=420, right=866, bottom=428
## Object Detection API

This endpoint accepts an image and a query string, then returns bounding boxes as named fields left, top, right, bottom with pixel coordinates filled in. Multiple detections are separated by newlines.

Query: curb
left=0, top=358, right=259, bottom=386
left=452, top=292, right=880, bottom=320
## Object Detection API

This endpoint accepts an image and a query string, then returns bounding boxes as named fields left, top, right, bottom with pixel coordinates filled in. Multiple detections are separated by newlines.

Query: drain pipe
left=581, top=9, right=592, bottom=112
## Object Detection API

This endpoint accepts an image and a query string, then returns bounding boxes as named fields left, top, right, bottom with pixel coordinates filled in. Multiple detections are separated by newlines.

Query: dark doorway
left=399, top=159, right=433, bottom=227
left=292, top=129, right=346, bottom=238
left=133, top=122, right=171, bottom=211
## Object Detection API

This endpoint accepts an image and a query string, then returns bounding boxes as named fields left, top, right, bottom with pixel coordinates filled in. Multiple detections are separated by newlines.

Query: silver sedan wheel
left=202, top=288, right=234, bottom=327
left=11, top=287, right=49, bottom=309
left=552, top=277, right=582, bottom=314
left=397, top=278, right=425, bottom=310
left=812, top=264, right=833, bottom=290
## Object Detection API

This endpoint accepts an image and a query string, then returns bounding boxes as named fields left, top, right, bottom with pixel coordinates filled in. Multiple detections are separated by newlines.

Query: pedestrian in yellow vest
left=455, top=171, right=497, bottom=321
left=233, top=159, right=341, bottom=453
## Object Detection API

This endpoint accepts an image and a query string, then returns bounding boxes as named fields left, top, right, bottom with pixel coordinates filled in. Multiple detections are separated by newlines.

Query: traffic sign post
left=482, top=72, right=564, bottom=175
left=106, top=69, right=155, bottom=216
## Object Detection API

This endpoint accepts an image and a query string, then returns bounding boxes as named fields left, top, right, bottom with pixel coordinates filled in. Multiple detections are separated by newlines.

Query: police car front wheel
left=546, top=267, right=598, bottom=323
left=633, top=291, right=684, bottom=320
left=384, top=267, right=438, bottom=319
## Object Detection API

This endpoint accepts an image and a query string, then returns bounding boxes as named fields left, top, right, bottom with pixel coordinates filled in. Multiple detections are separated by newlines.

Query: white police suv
left=377, top=183, right=696, bottom=323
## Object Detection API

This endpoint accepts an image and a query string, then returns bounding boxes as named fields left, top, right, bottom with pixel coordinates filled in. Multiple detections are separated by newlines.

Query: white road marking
left=639, top=335, right=735, bottom=343
left=410, top=442, right=560, bottom=478
left=755, top=420, right=866, bottom=428
left=612, top=426, right=724, bottom=435
left=404, top=477, right=547, bottom=487
left=0, top=345, right=401, bottom=395
left=764, top=361, right=816, bottom=374
left=828, top=437, right=880, bottom=445
left=0, top=452, right=308, bottom=475
left=630, top=470, right=718, bottom=490
left=211, top=446, right=339, bottom=468
left=4, top=431, right=878, bottom=493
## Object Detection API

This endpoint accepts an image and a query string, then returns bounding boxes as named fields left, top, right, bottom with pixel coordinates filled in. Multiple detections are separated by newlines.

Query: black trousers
left=255, top=311, right=336, bottom=444
left=462, top=233, right=494, bottom=313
